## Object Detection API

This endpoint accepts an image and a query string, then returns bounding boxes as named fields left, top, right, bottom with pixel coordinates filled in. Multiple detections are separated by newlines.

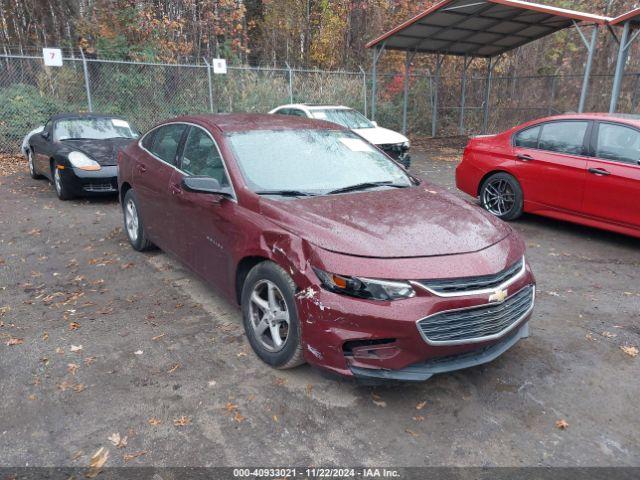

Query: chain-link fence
left=2, top=52, right=640, bottom=153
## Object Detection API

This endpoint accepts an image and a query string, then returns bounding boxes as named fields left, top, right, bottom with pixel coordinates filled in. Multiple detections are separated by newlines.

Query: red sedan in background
left=118, top=114, right=535, bottom=382
left=456, top=113, right=640, bottom=238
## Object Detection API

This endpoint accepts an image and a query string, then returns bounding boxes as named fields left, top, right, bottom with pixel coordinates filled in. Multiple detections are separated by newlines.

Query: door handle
left=170, top=183, right=182, bottom=196
left=516, top=153, right=534, bottom=161
left=588, top=167, right=611, bottom=176
left=137, top=163, right=147, bottom=173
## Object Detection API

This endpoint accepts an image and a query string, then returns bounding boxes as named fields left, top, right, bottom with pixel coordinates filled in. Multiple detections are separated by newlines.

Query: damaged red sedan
left=118, top=114, right=535, bottom=381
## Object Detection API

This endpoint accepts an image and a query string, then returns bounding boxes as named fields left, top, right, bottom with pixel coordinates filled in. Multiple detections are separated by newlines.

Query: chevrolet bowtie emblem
left=489, top=288, right=508, bottom=303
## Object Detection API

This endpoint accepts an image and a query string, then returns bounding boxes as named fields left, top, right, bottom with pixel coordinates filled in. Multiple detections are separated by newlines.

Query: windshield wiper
left=255, top=190, right=317, bottom=197
left=326, top=181, right=407, bottom=195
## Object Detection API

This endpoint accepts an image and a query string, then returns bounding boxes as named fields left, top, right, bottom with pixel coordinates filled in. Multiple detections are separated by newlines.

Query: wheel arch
left=235, top=255, right=271, bottom=305
left=120, top=181, right=132, bottom=204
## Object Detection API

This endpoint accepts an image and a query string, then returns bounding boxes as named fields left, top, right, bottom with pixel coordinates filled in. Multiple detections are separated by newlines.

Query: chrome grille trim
left=411, top=256, right=526, bottom=297
left=416, top=285, right=535, bottom=346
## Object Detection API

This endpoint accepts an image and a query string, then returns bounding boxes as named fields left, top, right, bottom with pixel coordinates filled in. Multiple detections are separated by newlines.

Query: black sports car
left=28, top=113, right=140, bottom=200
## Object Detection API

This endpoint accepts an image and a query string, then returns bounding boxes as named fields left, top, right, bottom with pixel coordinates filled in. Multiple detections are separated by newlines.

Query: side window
left=289, top=109, right=307, bottom=117
left=538, top=121, right=588, bottom=155
left=514, top=126, right=540, bottom=148
left=141, top=129, right=156, bottom=150
left=275, top=109, right=291, bottom=115
left=596, top=123, right=640, bottom=165
left=148, top=124, right=187, bottom=164
left=180, top=127, right=229, bottom=186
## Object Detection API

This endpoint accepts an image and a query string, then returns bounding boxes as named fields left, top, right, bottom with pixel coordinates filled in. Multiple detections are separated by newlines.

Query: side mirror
left=370, top=121, right=378, bottom=127
left=182, top=176, right=232, bottom=197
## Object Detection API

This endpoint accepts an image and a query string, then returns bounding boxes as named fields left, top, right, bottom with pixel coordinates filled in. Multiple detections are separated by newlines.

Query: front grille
left=83, top=182, right=117, bottom=192
left=417, top=285, right=534, bottom=344
left=417, top=257, right=523, bottom=295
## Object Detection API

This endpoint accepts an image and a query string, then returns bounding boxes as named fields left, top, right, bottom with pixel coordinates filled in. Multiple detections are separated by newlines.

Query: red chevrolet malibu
left=456, top=113, right=640, bottom=238
left=118, top=114, right=535, bottom=381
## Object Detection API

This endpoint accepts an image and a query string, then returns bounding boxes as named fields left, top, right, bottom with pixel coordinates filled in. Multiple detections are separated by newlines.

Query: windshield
left=227, top=129, right=411, bottom=195
left=54, top=118, right=138, bottom=141
left=309, top=109, right=374, bottom=129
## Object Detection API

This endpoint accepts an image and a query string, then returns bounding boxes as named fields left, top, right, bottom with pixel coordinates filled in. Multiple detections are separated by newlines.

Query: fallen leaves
left=70, top=344, right=83, bottom=352
left=6, top=337, right=23, bottom=346
left=151, top=333, right=165, bottom=341
left=86, top=447, right=109, bottom=478
left=108, top=432, right=128, bottom=448
left=415, top=401, right=427, bottom=410
left=167, top=363, right=180, bottom=373
left=123, top=450, right=147, bottom=462
left=0, top=306, right=10, bottom=316
left=148, top=417, right=162, bottom=426
left=371, top=393, right=386, bottom=408
left=173, top=415, right=191, bottom=427
left=134, top=350, right=143, bottom=355
left=67, top=363, right=79, bottom=375
left=405, top=428, right=419, bottom=437
left=555, top=419, right=569, bottom=430
left=620, top=345, right=638, bottom=358
left=69, top=322, right=81, bottom=331
left=225, top=402, right=246, bottom=423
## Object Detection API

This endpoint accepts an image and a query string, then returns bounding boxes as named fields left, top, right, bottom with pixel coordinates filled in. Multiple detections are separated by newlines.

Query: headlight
left=401, top=140, right=410, bottom=150
left=68, top=151, right=101, bottom=171
left=313, top=267, right=415, bottom=301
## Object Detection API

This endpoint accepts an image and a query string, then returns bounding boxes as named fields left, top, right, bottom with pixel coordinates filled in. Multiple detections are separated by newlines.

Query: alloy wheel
left=28, top=152, right=34, bottom=176
left=125, top=198, right=139, bottom=242
left=482, top=178, right=516, bottom=216
left=54, top=167, right=63, bottom=195
left=248, top=280, right=290, bottom=352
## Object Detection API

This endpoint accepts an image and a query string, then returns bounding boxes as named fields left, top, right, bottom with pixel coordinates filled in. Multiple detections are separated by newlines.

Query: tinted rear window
left=538, top=121, right=588, bottom=155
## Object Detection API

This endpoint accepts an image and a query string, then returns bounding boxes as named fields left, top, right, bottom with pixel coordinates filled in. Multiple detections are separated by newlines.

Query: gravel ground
left=0, top=142, right=638, bottom=468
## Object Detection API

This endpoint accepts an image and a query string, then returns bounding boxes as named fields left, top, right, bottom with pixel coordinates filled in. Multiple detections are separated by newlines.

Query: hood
left=60, top=138, right=136, bottom=166
left=261, top=184, right=512, bottom=258
left=352, top=126, right=408, bottom=146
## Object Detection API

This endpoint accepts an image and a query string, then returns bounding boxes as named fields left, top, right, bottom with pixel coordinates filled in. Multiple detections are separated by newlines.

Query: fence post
left=370, top=42, right=386, bottom=121
left=79, top=49, right=93, bottom=113
left=482, top=57, right=493, bottom=134
left=576, top=22, right=598, bottom=113
left=285, top=62, right=293, bottom=103
left=432, top=55, right=443, bottom=138
left=203, top=58, right=214, bottom=113
left=358, top=66, right=367, bottom=117
left=548, top=76, right=557, bottom=116
left=402, top=52, right=415, bottom=135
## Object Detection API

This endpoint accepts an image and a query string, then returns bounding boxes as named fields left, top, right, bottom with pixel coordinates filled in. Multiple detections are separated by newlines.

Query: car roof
left=170, top=113, right=347, bottom=134
left=524, top=112, right=640, bottom=127
left=49, top=113, right=129, bottom=122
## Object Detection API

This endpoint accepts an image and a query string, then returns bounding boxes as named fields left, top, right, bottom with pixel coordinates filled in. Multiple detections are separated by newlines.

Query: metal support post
left=79, top=49, right=93, bottom=113
left=203, top=58, right=214, bottom=113
left=459, top=55, right=472, bottom=135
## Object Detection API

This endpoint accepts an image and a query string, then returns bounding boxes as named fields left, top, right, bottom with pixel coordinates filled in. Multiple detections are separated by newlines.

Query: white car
left=268, top=104, right=411, bottom=168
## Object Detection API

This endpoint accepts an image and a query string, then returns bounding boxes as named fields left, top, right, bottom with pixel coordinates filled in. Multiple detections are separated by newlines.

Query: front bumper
left=350, top=323, right=529, bottom=381
left=294, top=247, right=534, bottom=381
left=379, top=145, right=411, bottom=169
left=59, top=165, right=119, bottom=196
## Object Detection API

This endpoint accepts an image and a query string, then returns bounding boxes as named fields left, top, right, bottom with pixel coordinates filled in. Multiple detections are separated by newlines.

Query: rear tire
left=480, top=172, right=523, bottom=221
left=123, top=189, right=154, bottom=251
left=53, top=163, right=73, bottom=200
left=241, top=261, right=305, bottom=369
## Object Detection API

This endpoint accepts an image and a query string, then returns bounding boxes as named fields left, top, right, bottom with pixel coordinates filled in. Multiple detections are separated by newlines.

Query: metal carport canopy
left=608, top=8, right=640, bottom=113
left=366, top=0, right=609, bottom=135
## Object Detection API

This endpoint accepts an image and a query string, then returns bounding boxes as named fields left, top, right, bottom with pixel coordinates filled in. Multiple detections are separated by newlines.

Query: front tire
left=480, top=172, right=523, bottom=221
left=53, top=163, right=73, bottom=200
left=28, top=151, right=42, bottom=179
left=241, top=261, right=304, bottom=369
left=122, top=189, right=154, bottom=251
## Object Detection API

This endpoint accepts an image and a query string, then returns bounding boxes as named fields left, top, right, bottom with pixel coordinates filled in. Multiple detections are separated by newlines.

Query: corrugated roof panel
left=367, top=0, right=609, bottom=56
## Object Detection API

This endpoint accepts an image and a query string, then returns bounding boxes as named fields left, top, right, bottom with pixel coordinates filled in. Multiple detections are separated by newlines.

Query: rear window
left=538, top=121, right=588, bottom=155
left=514, top=126, right=541, bottom=148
